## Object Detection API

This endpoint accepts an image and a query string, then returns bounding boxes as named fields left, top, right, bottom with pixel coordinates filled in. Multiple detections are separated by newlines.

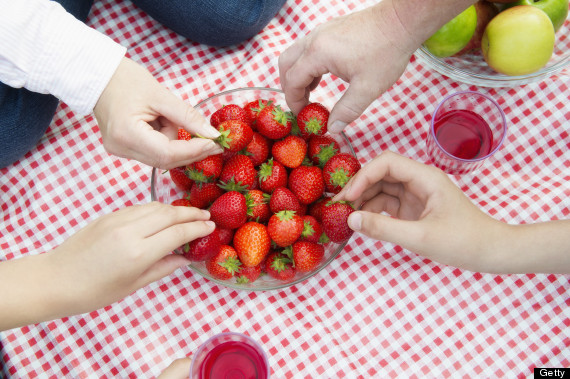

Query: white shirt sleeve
left=0, top=0, right=127, bottom=116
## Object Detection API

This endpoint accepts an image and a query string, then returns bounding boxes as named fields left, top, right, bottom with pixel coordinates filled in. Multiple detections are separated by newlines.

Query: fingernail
left=348, top=212, right=362, bottom=231
left=201, top=140, right=218, bottom=153
left=203, top=126, right=221, bottom=139
left=202, top=210, right=210, bottom=219
left=329, top=121, right=347, bottom=134
left=205, top=221, right=216, bottom=228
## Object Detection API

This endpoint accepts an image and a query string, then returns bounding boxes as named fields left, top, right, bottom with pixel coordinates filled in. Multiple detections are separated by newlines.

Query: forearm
left=488, top=220, right=570, bottom=274
left=0, top=252, right=70, bottom=331
left=369, top=0, right=478, bottom=54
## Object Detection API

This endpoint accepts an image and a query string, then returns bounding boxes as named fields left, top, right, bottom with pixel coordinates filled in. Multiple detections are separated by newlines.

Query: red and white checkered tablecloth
left=1, top=0, right=569, bottom=377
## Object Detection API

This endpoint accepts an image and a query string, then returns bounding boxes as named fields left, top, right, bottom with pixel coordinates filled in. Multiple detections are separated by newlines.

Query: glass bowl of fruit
left=150, top=87, right=359, bottom=291
left=414, top=1, right=570, bottom=87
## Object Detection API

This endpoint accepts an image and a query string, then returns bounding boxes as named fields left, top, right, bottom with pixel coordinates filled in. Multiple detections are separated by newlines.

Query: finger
left=135, top=253, right=191, bottom=289
left=328, top=78, right=379, bottom=133
left=347, top=211, right=424, bottom=251
left=283, top=54, right=330, bottom=115
left=156, top=357, right=193, bottom=379
left=360, top=193, right=401, bottom=217
left=145, top=219, right=217, bottom=261
left=279, top=38, right=306, bottom=93
left=135, top=202, right=212, bottom=237
left=153, top=88, right=220, bottom=140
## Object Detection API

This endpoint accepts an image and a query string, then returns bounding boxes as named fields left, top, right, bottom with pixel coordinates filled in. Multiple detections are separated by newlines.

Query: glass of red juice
left=189, top=332, right=270, bottom=379
left=426, top=91, right=507, bottom=175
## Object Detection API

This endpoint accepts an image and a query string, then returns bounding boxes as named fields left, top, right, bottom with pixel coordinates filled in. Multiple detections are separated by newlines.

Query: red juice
left=198, top=340, right=268, bottom=379
left=433, top=109, right=493, bottom=160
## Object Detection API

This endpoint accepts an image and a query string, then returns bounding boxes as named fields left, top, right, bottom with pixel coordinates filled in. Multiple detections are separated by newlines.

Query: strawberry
left=177, top=128, right=193, bottom=141
left=235, top=263, right=262, bottom=284
left=321, top=201, right=355, bottom=243
left=269, top=187, right=302, bottom=214
left=185, top=154, right=224, bottom=184
left=243, top=99, right=272, bottom=129
left=308, top=135, right=340, bottom=167
left=219, top=154, right=257, bottom=192
left=171, top=198, right=192, bottom=207
left=216, top=120, right=253, bottom=153
left=188, top=182, right=224, bottom=209
left=210, top=104, right=249, bottom=127
left=267, top=210, right=304, bottom=247
left=272, top=135, right=307, bottom=169
left=246, top=189, right=271, bottom=223
left=299, top=215, right=322, bottom=243
left=243, top=132, right=271, bottom=167
left=323, top=153, right=361, bottom=194
left=258, top=158, right=288, bottom=194
left=206, top=245, right=242, bottom=280
left=296, top=103, right=329, bottom=139
left=256, top=104, right=292, bottom=140
left=292, top=241, right=324, bottom=273
left=234, top=222, right=271, bottom=267
left=210, top=191, right=247, bottom=229
left=217, top=227, right=235, bottom=245
left=183, top=228, right=221, bottom=261
left=169, top=166, right=194, bottom=192
left=308, top=196, right=331, bottom=222
left=288, top=165, right=325, bottom=205
left=265, top=251, right=295, bottom=281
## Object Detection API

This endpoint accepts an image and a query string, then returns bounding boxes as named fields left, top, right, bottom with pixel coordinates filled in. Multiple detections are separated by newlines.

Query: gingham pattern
left=1, top=0, right=569, bottom=377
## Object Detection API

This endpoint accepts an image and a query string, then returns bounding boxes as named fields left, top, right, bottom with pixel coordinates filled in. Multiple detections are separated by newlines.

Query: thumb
left=155, top=90, right=220, bottom=139
left=137, top=254, right=191, bottom=288
left=348, top=211, right=424, bottom=250
left=328, top=80, right=379, bottom=133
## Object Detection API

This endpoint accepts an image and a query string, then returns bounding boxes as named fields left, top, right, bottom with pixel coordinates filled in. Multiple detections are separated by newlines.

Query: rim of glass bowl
left=414, top=45, right=570, bottom=88
left=151, top=87, right=355, bottom=291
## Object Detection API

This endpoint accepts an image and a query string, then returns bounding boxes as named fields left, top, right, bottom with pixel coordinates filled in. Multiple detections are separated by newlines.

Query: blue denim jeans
left=0, top=0, right=286, bottom=168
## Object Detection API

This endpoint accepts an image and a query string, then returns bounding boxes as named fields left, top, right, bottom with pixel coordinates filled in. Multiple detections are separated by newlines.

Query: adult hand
left=278, top=1, right=417, bottom=133
left=94, top=57, right=223, bottom=170
left=333, top=151, right=506, bottom=272
left=0, top=202, right=215, bottom=330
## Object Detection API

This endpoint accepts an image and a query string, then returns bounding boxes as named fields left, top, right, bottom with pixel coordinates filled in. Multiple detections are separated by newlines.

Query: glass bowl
left=150, top=87, right=355, bottom=291
left=414, top=11, right=570, bottom=87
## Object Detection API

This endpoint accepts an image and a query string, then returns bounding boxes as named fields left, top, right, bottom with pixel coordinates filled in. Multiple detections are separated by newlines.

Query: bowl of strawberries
left=151, top=87, right=360, bottom=291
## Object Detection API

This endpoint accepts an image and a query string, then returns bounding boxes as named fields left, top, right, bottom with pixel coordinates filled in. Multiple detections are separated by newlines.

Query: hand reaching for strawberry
left=333, top=151, right=570, bottom=274
left=94, top=57, right=223, bottom=170
left=0, top=202, right=215, bottom=331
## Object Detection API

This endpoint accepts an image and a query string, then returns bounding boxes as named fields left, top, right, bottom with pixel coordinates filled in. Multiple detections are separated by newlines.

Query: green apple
left=424, top=5, right=477, bottom=57
left=455, top=0, right=499, bottom=56
left=505, top=0, right=568, bottom=31
left=482, top=5, right=555, bottom=76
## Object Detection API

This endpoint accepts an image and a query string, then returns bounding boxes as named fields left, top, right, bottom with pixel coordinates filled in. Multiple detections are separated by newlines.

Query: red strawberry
left=235, top=263, right=262, bottom=284
left=297, top=103, right=329, bottom=139
left=206, top=245, right=242, bottom=280
left=216, top=120, right=253, bottom=153
left=267, top=210, right=304, bottom=247
left=323, top=153, right=361, bottom=194
left=188, top=182, right=224, bottom=209
left=265, top=251, right=295, bottom=281
left=321, top=201, right=355, bottom=243
left=169, top=166, right=194, bottom=192
left=299, top=215, right=322, bottom=243
left=258, top=158, right=288, bottom=194
left=308, top=196, right=331, bottom=222
left=269, top=187, right=302, bottom=214
left=308, top=135, right=340, bottom=167
left=219, top=154, right=257, bottom=192
left=217, top=227, right=235, bottom=245
left=171, top=198, right=192, bottom=207
left=246, top=189, right=271, bottom=223
left=234, top=222, right=271, bottom=267
left=256, top=104, right=292, bottom=140
left=210, top=104, right=249, bottom=127
left=177, top=128, right=193, bottom=141
left=243, top=99, right=272, bottom=129
left=183, top=229, right=221, bottom=261
left=243, top=132, right=271, bottom=167
left=210, top=191, right=247, bottom=229
left=288, top=165, right=325, bottom=205
left=272, top=135, right=307, bottom=169
left=292, top=241, right=324, bottom=273
left=186, top=154, right=224, bottom=184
